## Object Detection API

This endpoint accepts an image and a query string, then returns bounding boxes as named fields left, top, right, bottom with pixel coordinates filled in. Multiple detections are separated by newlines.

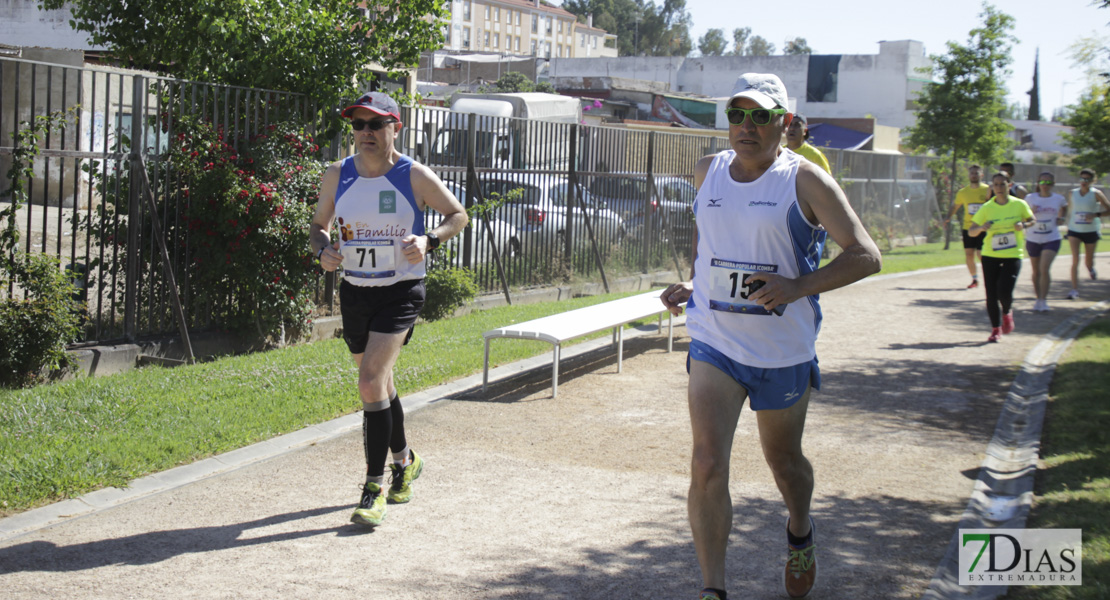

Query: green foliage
left=747, top=36, right=775, bottom=56
left=563, top=0, right=692, bottom=56
left=1062, top=84, right=1110, bottom=176
left=478, top=72, right=554, bottom=94
left=730, top=27, right=751, bottom=56
left=906, top=3, right=1017, bottom=237
left=74, top=118, right=324, bottom=343
left=0, top=254, right=83, bottom=388
left=783, top=37, right=813, bottom=55
left=905, top=2, right=1016, bottom=168
left=0, top=109, right=82, bottom=388
left=422, top=264, right=479, bottom=322
left=38, top=0, right=448, bottom=121
left=698, top=28, right=727, bottom=57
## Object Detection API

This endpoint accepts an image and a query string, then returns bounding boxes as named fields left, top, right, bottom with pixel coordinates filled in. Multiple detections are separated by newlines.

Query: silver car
left=478, top=173, right=627, bottom=255
left=425, top=180, right=521, bottom=265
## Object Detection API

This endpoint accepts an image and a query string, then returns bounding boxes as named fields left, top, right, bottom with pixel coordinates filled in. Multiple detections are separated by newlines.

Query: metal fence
left=12, top=56, right=1072, bottom=348
left=1, top=57, right=316, bottom=346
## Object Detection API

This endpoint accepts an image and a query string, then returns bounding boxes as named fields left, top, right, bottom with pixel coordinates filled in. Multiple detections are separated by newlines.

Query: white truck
left=427, top=92, right=581, bottom=171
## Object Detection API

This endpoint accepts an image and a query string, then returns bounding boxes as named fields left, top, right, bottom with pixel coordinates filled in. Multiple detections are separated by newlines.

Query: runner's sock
left=787, top=524, right=813, bottom=547
left=389, top=392, right=407, bottom=455
left=392, top=445, right=411, bottom=467
left=363, top=407, right=392, bottom=478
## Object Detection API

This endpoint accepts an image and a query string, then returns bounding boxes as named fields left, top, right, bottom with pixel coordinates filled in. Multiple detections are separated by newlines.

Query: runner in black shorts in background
left=311, top=92, right=468, bottom=526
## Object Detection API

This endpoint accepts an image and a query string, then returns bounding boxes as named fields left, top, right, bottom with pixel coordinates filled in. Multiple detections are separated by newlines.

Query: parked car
left=424, top=180, right=521, bottom=265
left=478, top=173, right=627, bottom=255
left=587, top=174, right=696, bottom=247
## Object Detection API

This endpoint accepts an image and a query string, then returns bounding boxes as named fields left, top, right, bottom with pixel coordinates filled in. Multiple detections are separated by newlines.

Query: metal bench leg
left=617, top=325, right=624, bottom=373
left=667, top=312, right=674, bottom=353
left=657, top=312, right=662, bottom=333
left=552, top=343, right=560, bottom=398
left=483, top=338, right=491, bottom=391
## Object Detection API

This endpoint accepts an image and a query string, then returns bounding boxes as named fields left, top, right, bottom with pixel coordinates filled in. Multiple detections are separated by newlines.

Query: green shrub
left=422, top=266, right=478, bottom=321
left=0, top=253, right=82, bottom=387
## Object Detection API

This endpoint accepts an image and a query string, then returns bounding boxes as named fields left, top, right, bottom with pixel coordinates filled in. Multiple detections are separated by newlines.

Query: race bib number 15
left=342, top=239, right=397, bottom=279
left=708, top=258, right=784, bottom=316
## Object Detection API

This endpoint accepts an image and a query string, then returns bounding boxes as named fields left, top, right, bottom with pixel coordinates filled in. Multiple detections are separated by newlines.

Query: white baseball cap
left=728, top=73, right=789, bottom=110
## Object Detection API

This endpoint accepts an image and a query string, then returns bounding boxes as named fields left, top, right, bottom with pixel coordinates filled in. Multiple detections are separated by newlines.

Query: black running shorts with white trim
left=962, top=229, right=985, bottom=250
left=339, top=278, right=425, bottom=353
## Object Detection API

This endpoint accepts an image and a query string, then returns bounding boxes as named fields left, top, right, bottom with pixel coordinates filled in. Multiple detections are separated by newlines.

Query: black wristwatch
left=425, top=232, right=440, bottom=251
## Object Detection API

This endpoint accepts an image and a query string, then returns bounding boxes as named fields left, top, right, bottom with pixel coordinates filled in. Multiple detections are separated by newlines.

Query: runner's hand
left=319, top=242, right=341, bottom=272
left=661, top=282, right=692, bottom=316
left=400, top=234, right=427, bottom=264
left=745, top=273, right=798, bottom=313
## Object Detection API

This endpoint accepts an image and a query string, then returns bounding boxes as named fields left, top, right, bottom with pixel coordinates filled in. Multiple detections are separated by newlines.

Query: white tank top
left=686, top=149, right=827, bottom=369
left=333, top=155, right=426, bottom=286
left=1024, top=193, right=1066, bottom=243
left=1068, top=188, right=1102, bottom=233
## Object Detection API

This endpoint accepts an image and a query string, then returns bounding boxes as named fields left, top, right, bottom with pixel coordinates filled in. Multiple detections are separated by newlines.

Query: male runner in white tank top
left=310, top=92, right=468, bottom=527
left=660, top=74, right=881, bottom=600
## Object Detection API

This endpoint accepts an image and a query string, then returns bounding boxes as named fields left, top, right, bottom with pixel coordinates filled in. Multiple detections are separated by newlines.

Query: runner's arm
left=661, top=154, right=713, bottom=315
left=746, top=161, right=882, bottom=311
left=310, top=162, right=342, bottom=272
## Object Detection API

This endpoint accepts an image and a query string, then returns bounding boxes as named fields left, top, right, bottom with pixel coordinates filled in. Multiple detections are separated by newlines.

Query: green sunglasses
left=725, top=107, right=786, bottom=126
left=1038, top=180, right=1055, bottom=185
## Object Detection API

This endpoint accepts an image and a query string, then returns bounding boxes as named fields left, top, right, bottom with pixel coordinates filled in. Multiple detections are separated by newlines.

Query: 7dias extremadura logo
left=959, top=529, right=1082, bottom=586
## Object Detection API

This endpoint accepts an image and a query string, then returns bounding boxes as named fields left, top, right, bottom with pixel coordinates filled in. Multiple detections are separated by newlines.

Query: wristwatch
left=426, top=232, right=440, bottom=251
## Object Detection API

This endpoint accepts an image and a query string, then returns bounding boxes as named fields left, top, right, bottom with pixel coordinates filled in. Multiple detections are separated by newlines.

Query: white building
left=0, top=0, right=98, bottom=51
left=550, top=40, right=932, bottom=130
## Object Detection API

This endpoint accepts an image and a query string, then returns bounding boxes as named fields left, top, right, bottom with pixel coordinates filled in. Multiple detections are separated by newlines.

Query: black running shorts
left=339, top=278, right=425, bottom=354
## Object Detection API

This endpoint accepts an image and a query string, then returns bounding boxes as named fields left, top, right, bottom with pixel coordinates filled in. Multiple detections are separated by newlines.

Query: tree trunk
left=943, top=152, right=957, bottom=251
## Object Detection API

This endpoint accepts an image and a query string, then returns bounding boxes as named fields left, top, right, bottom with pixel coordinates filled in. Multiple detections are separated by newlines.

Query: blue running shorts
left=687, top=339, right=820, bottom=411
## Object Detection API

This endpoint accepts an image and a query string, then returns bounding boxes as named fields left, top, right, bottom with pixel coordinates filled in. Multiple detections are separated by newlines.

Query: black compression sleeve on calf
left=363, top=408, right=392, bottom=478
left=389, top=393, right=407, bottom=455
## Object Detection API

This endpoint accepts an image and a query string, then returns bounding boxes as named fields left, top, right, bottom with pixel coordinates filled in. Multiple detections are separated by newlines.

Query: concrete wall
left=0, top=0, right=98, bottom=50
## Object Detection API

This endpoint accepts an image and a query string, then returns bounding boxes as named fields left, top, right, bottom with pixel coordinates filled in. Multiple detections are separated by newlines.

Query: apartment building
left=441, top=0, right=615, bottom=59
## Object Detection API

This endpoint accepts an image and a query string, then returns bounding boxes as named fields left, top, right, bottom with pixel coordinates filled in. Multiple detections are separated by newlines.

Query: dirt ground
left=0, top=258, right=1107, bottom=599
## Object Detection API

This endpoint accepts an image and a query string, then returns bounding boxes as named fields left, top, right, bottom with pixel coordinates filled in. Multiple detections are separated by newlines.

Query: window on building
left=506, top=9, right=512, bottom=24
left=532, top=15, right=538, bottom=33
left=463, top=0, right=470, bottom=21
left=484, top=31, right=490, bottom=47
left=807, top=55, right=841, bottom=103
left=592, top=37, right=597, bottom=48
left=484, top=6, right=489, bottom=20
left=516, top=13, right=521, bottom=26
left=463, top=27, right=471, bottom=47
left=515, top=36, right=521, bottom=51
left=545, top=42, right=551, bottom=58
left=580, top=34, right=585, bottom=47
left=558, top=21, right=563, bottom=34
left=493, top=33, right=499, bottom=48
left=506, top=35, right=512, bottom=51
left=530, top=40, right=537, bottom=55
left=445, top=25, right=452, bottom=46
left=546, top=17, right=552, bottom=35
left=493, top=7, right=499, bottom=21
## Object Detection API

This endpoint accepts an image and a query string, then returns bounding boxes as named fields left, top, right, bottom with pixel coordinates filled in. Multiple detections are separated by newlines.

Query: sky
left=680, top=0, right=1108, bottom=121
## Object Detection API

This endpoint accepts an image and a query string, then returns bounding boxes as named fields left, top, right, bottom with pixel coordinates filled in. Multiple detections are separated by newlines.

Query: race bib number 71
left=341, top=239, right=397, bottom=280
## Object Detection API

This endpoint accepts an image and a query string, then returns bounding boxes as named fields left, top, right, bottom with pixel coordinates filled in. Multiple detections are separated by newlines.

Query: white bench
left=482, top=289, right=677, bottom=398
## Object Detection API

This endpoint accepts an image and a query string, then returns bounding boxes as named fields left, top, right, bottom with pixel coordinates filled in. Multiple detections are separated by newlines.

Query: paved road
left=1, top=256, right=1107, bottom=599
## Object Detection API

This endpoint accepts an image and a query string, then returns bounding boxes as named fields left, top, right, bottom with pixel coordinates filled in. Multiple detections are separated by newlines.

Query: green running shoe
left=350, top=482, right=386, bottom=526
left=387, top=450, right=424, bottom=504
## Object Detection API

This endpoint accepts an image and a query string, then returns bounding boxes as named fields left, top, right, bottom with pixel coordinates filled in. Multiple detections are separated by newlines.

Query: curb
left=922, top=300, right=1110, bottom=599
left=0, top=316, right=684, bottom=544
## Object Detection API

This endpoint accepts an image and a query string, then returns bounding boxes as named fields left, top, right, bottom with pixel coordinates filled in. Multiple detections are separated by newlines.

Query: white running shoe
left=1041, top=299, right=1051, bottom=312
left=1067, top=289, right=1079, bottom=300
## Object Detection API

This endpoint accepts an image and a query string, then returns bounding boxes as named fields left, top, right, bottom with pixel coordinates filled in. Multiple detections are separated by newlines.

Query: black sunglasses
left=351, top=118, right=397, bottom=131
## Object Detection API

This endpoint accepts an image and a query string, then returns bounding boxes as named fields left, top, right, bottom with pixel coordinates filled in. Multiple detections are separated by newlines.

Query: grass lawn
left=1006, top=315, right=1110, bottom=599
left=876, top=240, right=968, bottom=275
left=0, top=290, right=659, bottom=516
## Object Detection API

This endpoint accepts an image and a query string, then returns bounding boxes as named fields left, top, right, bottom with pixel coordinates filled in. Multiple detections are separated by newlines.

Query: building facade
left=441, top=0, right=615, bottom=59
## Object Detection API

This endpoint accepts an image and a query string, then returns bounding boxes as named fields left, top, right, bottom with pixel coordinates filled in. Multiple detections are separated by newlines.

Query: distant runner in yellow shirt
left=784, top=113, right=831, bottom=175
left=946, top=165, right=991, bottom=288
left=969, top=172, right=1035, bottom=343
